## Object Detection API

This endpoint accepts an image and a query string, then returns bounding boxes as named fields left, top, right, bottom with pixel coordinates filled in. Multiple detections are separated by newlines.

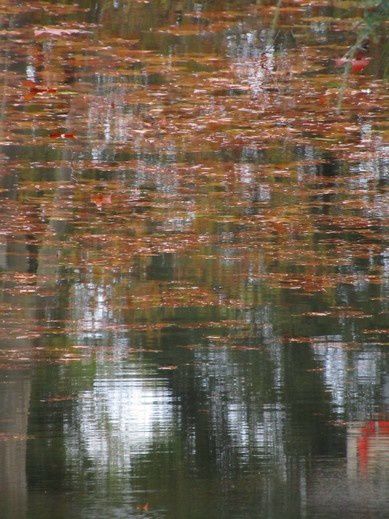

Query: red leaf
left=22, top=80, right=38, bottom=88
left=334, top=56, right=370, bottom=72
left=351, top=57, right=370, bottom=73
left=49, top=132, right=75, bottom=139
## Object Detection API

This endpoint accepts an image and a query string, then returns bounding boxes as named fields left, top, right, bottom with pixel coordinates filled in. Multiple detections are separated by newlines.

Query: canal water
left=0, top=1, right=388, bottom=517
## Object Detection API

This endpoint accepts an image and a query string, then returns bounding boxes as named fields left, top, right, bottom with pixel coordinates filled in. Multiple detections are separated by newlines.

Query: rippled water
left=0, top=0, right=388, bottom=518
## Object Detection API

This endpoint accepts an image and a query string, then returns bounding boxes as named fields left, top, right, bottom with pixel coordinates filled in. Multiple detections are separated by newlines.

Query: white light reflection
left=226, top=28, right=276, bottom=97
left=312, top=336, right=382, bottom=416
left=66, top=372, right=175, bottom=470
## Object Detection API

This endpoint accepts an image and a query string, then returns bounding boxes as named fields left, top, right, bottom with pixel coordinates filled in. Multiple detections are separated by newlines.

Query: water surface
left=0, top=0, right=388, bottom=518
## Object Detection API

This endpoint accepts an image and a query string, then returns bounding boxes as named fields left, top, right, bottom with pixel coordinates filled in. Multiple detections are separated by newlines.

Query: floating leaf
left=90, top=193, right=112, bottom=209
left=49, top=132, right=76, bottom=139
left=351, top=57, right=371, bottom=72
left=34, top=27, right=92, bottom=37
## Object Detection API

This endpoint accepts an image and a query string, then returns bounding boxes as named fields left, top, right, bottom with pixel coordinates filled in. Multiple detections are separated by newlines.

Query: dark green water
left=0, top=1, right=388, bottom=518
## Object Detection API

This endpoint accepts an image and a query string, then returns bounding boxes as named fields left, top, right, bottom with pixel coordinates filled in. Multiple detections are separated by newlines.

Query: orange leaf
left=91, top=193, right=112, bottom=209
left=136, top=503, right=149, bottom=512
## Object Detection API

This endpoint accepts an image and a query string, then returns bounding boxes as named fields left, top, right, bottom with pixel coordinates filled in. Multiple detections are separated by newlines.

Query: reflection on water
left=0, top=0, right=388, bottom=517
left=70, top=367, right=175, bottom=468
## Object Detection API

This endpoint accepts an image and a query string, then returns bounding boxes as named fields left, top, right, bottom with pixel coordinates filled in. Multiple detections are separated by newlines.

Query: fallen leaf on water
left=0, top=433, right=34, bottom=441
left=287, top=337, right=313, bottom=344
left=23, top=81, right=58, bottom=99
left=42, top=395, right=75, bottom=403
left=302, top=311, right=332, bottom=317
left=136, top=503, right=150, bottom=512
left=334, top=56, right=370, bottom=72
left=34, top=27, right=92, bottom=37
left=49, top=132, right=76, bottom=139
left=363, top=329, right=389, bottom=335
left=351, top=57, right=370, bottom=73
left=334, top=57, right=347, bottom=68
left=328, top=420, right=349, bottom=427
left=91, top=193, right=112, bottom=209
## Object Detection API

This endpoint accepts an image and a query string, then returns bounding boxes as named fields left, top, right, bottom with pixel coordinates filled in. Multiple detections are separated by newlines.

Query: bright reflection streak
left=67, top=369, right=175, bottom=470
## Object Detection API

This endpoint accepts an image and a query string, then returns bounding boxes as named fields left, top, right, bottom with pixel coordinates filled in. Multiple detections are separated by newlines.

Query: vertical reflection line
left=266, top=0, right=282, bottom=51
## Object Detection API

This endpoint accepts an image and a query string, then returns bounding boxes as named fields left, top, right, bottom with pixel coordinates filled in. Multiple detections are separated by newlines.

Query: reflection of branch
left=266, top=0, right=282, bottom=51
left=336, top=31, right=370, bottom=114
left=336, top=0, right=387, bottom=113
